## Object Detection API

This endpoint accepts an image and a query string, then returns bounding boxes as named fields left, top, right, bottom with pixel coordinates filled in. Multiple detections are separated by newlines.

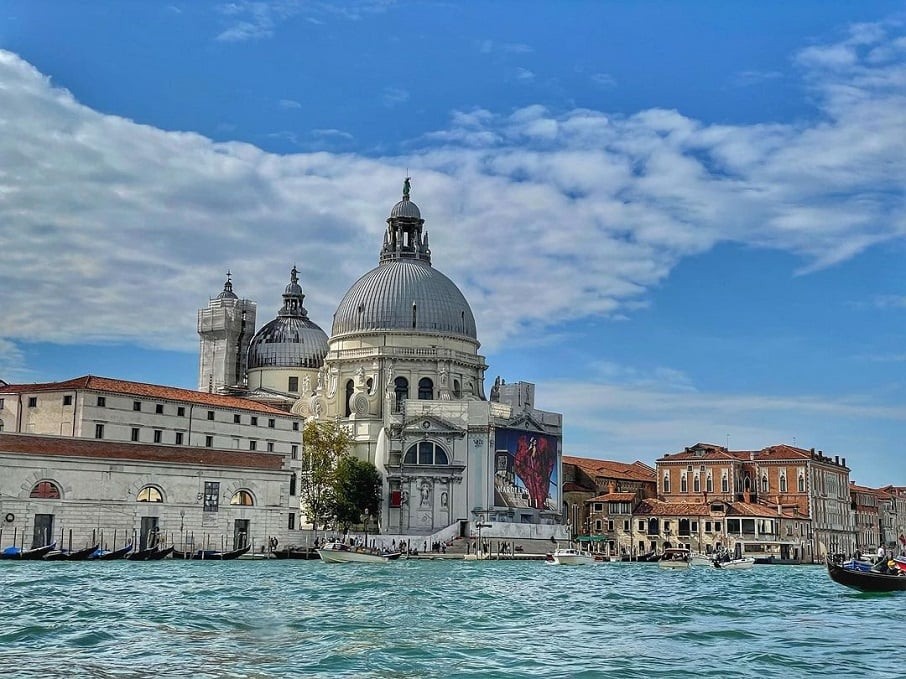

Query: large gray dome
left=332, top=259, right=477, bottom=340
left=248, top=266, right=329, bottom=370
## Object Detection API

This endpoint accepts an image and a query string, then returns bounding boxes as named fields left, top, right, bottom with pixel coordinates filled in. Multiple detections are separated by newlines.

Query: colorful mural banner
left=493, top=429, right=559, bottom=511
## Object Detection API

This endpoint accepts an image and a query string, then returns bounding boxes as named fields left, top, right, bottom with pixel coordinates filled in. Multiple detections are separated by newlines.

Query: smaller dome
left=216, top=273, right=238, bottom=300
left=390, top=198, right=421, bottom=220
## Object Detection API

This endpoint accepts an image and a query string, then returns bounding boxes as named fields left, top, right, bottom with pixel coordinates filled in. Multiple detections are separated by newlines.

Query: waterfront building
left=291, top=185, right=564, bottom=539
left=849, top=482, right=881, bottom=555
left=0, top=377, right=303, bottom=551
left=876, top=485, right=906, bottom=554
left=0, top=432, right=298, bottom=552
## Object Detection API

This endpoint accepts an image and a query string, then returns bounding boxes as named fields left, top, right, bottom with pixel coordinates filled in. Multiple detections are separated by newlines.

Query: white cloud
left=1, top=21, right=905, bottom=361
left=478, top=40, right=533, bottom=55
left=382, top=86, right=409, bottom=107
left=311, top=128, right=354, bottom=140
left=279, top=99, right=302, bottom=109
left=590, top=72, right=617, bottom=88
left=515, top=67, right=535, bottom=82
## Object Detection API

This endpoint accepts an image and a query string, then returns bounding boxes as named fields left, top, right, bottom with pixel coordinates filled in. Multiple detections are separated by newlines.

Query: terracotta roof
left=589, top=492, right=637, bottom=502
left=635, top=499, right=712, bottom=516
left=562, top=455, right=655, bottom=482
left=724, top=501, right=801, bottom=519
left=754, top=444, right=813, bottom=462
left=0, top=375, right=295, bottom=416
left=0, top=433, right=286, bottom=471
left=658, top=443, right=737, bottom=463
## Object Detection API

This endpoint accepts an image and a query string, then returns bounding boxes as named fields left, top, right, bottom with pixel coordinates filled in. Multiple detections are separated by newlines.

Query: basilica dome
left=248, top=267, right=329, bottom=370
left=331, top=182, right=477, bottom=342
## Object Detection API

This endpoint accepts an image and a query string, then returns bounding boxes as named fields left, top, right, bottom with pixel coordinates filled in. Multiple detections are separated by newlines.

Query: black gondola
left=146, top=546, right=174, bottom=560
left=826, top=558, right=906, bottom=592
left=44, top=544, right=100, bottom=561
left=0, top=542, right=58, bottom=560
left=173, top=544, right=251, bottom=561
left=91, top=543, right=134, bottom=560
left=126, top=546, right=156, bottom=561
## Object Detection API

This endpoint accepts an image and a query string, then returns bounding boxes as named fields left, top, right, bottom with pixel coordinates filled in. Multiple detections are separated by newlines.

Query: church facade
left=202, top=182, right=566, bottom=539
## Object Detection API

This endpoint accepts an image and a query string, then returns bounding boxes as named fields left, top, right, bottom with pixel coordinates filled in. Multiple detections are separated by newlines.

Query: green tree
left=334, top=456, right=383, bottom=532
left=300, top=419, right=353, bottom=530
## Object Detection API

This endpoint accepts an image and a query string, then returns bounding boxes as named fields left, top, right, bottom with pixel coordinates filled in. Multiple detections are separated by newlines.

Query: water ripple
left=2, top=560, right=906, bottom=677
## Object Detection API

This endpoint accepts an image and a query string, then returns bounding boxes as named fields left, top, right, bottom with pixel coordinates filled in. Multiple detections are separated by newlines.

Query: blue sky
left=2, top=1, right=906, bottom=486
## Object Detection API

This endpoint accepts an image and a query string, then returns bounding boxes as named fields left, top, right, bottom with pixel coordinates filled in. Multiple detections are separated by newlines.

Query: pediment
left=398, top=414, right=466, bottom=438
left=505, top=411, right=548, bottom=433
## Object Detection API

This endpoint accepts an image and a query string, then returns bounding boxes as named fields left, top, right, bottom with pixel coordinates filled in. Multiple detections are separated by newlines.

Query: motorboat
left=827, top=558, right=906, bottom=592
left=317, top=541, right=401, bottom=564
left=713, top=557, right=755, bottom=570
left=546, top=547, right=594, bottom=566
left=658, top=548, right=691, bottom=569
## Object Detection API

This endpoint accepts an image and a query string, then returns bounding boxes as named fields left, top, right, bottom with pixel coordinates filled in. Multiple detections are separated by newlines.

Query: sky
left=1, top=1, right=906, bottom=486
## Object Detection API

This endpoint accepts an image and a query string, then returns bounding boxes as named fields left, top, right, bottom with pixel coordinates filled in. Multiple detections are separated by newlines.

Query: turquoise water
left=1, top=560, right=904, bottom=678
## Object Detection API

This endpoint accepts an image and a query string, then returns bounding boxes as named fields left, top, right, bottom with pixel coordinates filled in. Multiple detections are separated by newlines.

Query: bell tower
left=197, top=272, right=257, bottom=392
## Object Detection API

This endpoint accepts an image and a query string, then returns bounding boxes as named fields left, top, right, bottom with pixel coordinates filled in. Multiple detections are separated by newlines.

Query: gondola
left=194, top=544, right=251, bottom=560
left=91, top=543, right=134, bottom=560
left=44, top=544, right=100, bottom=561
left=126, top=545, right=157, bottom=561
left=826, top=558, right=906, bottom=592
left=0, top=542, right=57, bottom=560
left=146, top=546, right=174, bottom=560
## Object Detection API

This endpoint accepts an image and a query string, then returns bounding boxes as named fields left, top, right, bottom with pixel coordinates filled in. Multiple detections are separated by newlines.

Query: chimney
left=607, top=481, right=616, bottom=494
left=834, top=455, right=839, bottom=466
left=842, top=457, right=846, bottom=468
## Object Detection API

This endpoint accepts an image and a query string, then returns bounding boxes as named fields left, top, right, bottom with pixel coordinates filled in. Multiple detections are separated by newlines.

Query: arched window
left=761, top=475, right=768, bottom=493
left=230, top=490, right=254, bottom=506
left=663, top=473, right=670, bottom=493
left=137, top=486, right=163, bottom=503
left=418, top=377, right=433, bottom=400
left=30, top=481, right=61, bottom=499
left=706, top=474, right=713, bottom=492
left=680, top=475, right=687, bottom=493
left=453, top=380, right=461, bottom=399
left=779, top=475, right=787, bottom=492
left=394, top=377, right=408, bottom=412
left=693, top=475, right=700, bottom=493
left=798, top=474, right=805, bottom=492
left=345, top=379, right=354, bottom=417
left=721, top=473, right=729, bottom=493
left=403, top=441, right=449, bottom=465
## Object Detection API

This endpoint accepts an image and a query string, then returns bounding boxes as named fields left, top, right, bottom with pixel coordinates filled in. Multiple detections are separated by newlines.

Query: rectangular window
left=288, top=376, right=299, bottom=392
left=207, top=410, right=215, bottom=421
left=291, top=444, right=299, bottom=460
left=63, top=395, right=73, bottom=406
left=289, top=472, right=297, bottom=496
left=28, top=397, right=37, bottom=407
left=97, top=396, right=106, bottom=407
left=203, top=481, right=220, bottom=512
left=153, top=430, right=162, bottom=444
left=593, top=503, right=603, bottom=512
left=155, top=403, right=164, bottom=414
left=268, top=418, right=275, bottom=428
left=691, top=521, right=698, bottom=532
left=251, top=416, right=258, bottom=426
left=177, top=406, right=185, bottom=417
left=292, top=421, right=299, bottom=431
left=234, top=414, right=241, bottom=424
left=0, top=398, right=4, bottom=409
left=205, top=435, right=213, bottom=448
left=95, top=423, right=104, bottom=439
left=267, top=441, right=274, bottom=452
left=705, top=521, right=712, bottom=532
left=638, top=520, right=645, bottom=531
left=133, top=401, right=141, bottom=412
left=607, top=520, right=614, bottom=531
left=623, top=520, right=630, bottom=531
left=714, top=521, right=722, bottom=532
left=249, top=441, right=257, bottom=451
left=288, top=513, right=296, bottom=530
left=175, top=432, right=184, bottom=445
left=131, top=427, right=140, bottom=442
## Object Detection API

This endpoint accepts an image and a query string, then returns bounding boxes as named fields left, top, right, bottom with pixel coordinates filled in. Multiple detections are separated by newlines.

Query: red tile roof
left=0, top=433, right=286, bottom=470
left=589, top=492, right=637, bottom=502
left=1, top=375, right=294, bottom=416
left=562, top=455, right=655, bottom=482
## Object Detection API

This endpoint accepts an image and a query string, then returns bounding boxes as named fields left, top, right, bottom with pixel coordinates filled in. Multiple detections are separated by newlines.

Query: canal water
left=1, top=559, right=904, bottom=678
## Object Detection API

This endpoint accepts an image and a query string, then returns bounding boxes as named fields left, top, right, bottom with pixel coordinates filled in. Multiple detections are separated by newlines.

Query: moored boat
left=0, top=542, right=57, bottom=560
left=658, top=548, right=691, bottom=569
left=44, top=544, right=100, bottom=561
left=546, top=547, right=595, bottom=566
left=90, top=543, right=134, bottom=560
left=826, top=558, right=906, bottom=592
left=689, top=552, right=713, bottom=567
left=317, top=541, right=401, bottom=564
left=713, top=557, right=755, bottom=570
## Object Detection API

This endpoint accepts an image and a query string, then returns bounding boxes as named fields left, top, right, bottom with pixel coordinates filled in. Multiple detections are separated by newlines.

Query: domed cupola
left=216, top=271, right=239, bottom=300
left=247, top=266, right=329, bottom=370
left=332, top=179, right=478, bottom=341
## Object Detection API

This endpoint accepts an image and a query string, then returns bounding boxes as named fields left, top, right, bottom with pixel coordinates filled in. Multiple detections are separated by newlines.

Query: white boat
left=713, top=556, right=755, bottom=570
left=658, top=548, right=691, bottom=569
left=546, top=547, right=595, bottom=566
left=317, top=541, right=401, bottom=564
